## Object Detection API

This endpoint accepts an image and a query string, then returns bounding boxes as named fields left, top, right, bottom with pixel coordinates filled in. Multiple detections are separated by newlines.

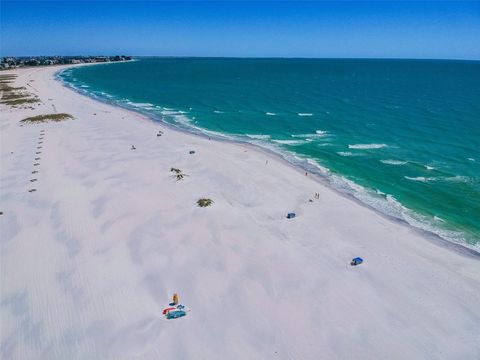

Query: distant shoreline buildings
left=0, top=55, right=132, bottom=69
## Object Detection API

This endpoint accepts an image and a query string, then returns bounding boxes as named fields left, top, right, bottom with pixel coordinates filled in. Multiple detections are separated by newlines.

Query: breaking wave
left=337, top=151, right=354, bottom=157
left=381, top=159, right=407, bottom=165
left=349, top=143, right=388, bottom=149
left=405, top=175, right=471, bottom=183
left=291, top=130, right=329, bottom=139
left=405, top=176, right=437, bottom=182
left=246, top=134, right=271, bottom=140
left=272, top=139, right=309, bottom=146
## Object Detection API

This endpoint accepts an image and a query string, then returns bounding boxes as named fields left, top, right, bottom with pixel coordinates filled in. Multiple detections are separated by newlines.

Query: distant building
left=0, top=55, right=131, bottom=70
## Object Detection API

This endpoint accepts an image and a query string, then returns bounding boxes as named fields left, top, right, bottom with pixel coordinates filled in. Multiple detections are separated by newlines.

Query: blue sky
left=1, top=1, right=479, bottom=59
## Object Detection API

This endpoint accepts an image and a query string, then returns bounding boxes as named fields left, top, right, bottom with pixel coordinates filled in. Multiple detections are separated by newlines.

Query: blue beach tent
left=351, top=257, right=363, bottom=266
left=286, top=212, right=296, bottom=219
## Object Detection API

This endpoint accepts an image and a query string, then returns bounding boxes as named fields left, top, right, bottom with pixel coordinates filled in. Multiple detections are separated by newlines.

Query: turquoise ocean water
left=59, top=58, right=480, bottom=249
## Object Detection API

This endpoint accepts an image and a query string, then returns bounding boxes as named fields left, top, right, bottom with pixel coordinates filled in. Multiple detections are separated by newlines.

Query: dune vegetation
left=197, top=198, right=213, bottom=207
left=20, top=113, right=74, bottom=124
left=0, top=74, right=40, bottom=108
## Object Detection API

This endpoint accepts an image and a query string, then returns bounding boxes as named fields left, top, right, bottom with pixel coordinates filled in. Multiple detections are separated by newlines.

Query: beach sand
left=1, top=65, right=480, bottom=359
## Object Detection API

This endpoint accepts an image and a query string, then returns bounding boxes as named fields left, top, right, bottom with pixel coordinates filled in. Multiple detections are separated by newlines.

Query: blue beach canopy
left=351, top=257, right=363, bottom=265
left=287, top=212, right=296, bottom=219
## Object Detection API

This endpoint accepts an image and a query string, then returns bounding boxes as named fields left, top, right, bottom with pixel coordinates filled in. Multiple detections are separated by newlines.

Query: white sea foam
left=291, top=134, right=315, bottom=138
left=291, top=130, right=329, bottom=139
left=123, top=101, right=160, bottom=113
left=404, top=175, right=471, bottom=183
left=266, top=112, right=277, bottom=116
left=404, top=176, right=437, bottom=182
left=213, top=110, right=224, bottom=114
left=170, top=114, right=236, bottom=140
left=468, top=158, right=475, bottom=162
left=348, top=143, right=387, bottom=150
left=444, top=175, right=470, bottom=183
left=380, top=159, right=407, bottom=165
left=137, top=103, right=154, bottom=108
left=305, top=158, right=330, bottom=175
left=272, top=139, right=308, bottom=146
left=425, top=165, right=435, bottom=170
left=405, top=175, right=470, bottom=184
left=316, top=178, right=467, bottom=247
left=245, top=134, right=271, bottom=140
left=298, top=113, right=314, bottom=116
left=337, top=151, right=365, bottom=157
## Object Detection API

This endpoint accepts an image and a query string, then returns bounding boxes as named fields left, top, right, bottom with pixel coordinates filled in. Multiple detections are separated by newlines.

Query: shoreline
left=57, top=63, right=479, bottom=256
left=2, top=65, right=480, bottom=359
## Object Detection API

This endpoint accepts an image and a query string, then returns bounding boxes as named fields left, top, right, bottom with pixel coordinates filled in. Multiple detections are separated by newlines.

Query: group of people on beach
left=314, top=192, right=320, bottom=199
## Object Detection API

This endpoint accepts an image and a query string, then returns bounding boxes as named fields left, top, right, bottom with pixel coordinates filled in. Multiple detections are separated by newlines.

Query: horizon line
left=3, top=55, right=479, bottom=62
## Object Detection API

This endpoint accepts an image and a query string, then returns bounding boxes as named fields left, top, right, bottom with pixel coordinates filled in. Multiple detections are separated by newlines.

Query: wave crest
left=272, top=139, right=308, bottom=146
left=245, top=134, right=271, bottom=140
left=380, top=159, right=407, bottom=165
left=349, top=143, right=387, bottom=149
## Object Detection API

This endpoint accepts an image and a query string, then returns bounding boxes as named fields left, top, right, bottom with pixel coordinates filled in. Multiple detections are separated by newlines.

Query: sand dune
left=1, top=65, right=480, bottom=359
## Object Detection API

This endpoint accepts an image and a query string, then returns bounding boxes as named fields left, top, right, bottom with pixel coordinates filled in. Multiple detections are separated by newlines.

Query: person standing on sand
left=172, top=293, right=179, bottom=305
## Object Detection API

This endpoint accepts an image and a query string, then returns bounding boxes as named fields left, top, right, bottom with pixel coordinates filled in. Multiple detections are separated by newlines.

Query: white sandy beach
left=1, top=65, right=480, bottom=359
